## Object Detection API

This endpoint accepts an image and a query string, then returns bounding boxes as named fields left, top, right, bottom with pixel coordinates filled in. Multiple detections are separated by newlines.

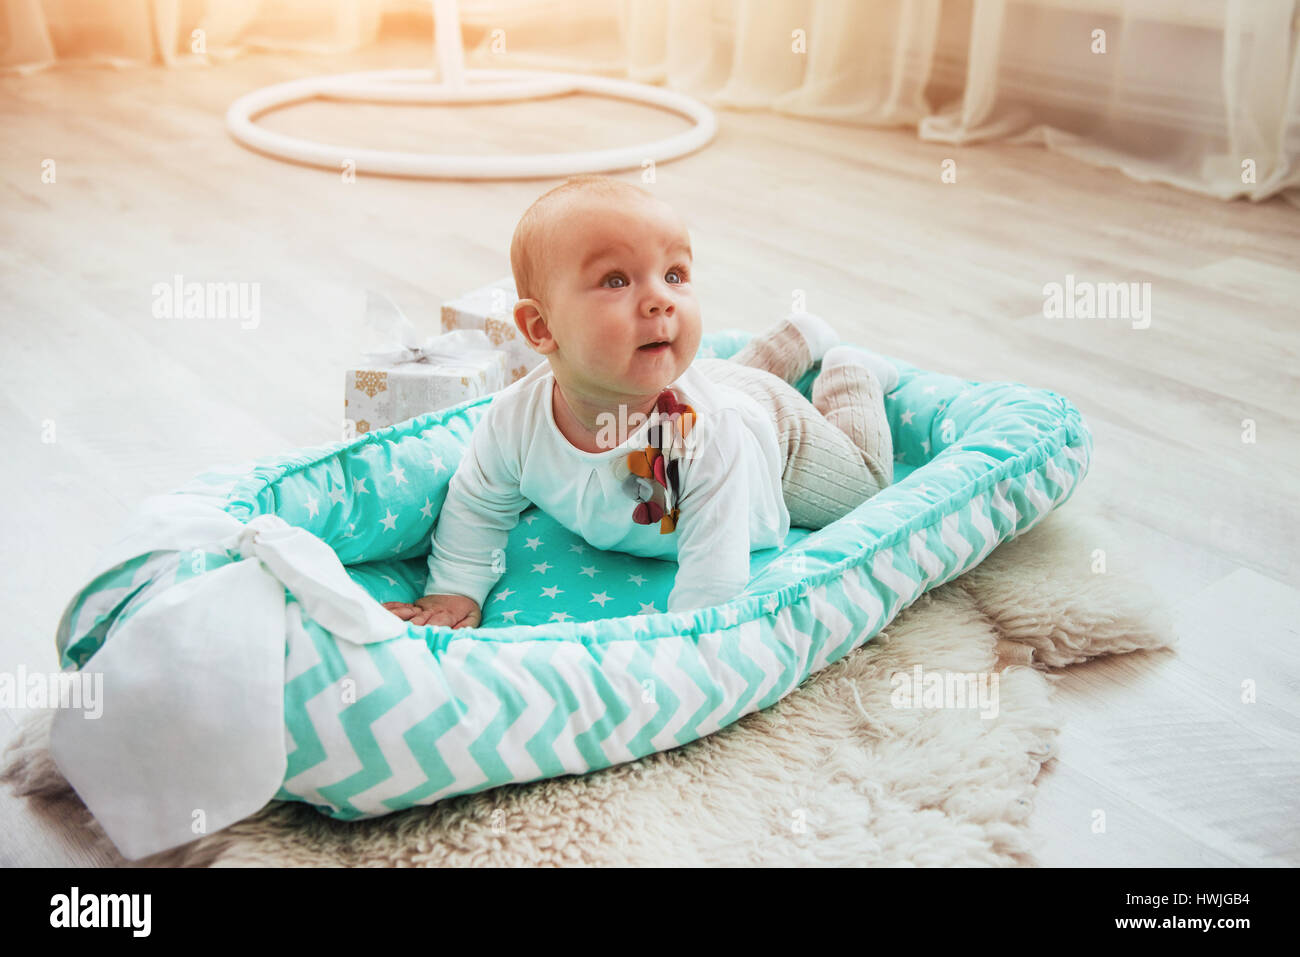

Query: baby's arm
left=667, top=413, right=755, bottom=613
left=385, top=411, right=528, bottom=627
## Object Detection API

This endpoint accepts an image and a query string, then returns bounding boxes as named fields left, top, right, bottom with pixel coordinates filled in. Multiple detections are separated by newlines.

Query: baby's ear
left=514, top=299, right=555, bottom=354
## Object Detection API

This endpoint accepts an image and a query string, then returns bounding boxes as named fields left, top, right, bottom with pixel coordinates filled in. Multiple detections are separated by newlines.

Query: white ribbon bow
left=50, top=509, right=406, bottom=861
left=361, top=288, right=501, bottom=367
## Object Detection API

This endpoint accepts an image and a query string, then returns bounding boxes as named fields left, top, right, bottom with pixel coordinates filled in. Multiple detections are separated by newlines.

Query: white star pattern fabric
left=347, top=503, right=812, bottom=627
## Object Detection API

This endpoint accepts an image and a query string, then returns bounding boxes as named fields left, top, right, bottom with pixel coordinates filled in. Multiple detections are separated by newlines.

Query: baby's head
left=510, top=175, right=701, bottom=406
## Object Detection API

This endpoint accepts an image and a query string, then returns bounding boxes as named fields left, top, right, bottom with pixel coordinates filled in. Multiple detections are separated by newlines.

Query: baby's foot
left=821, top=344, right=901, bottom=395
left=787, top=311, right=839, bottom=363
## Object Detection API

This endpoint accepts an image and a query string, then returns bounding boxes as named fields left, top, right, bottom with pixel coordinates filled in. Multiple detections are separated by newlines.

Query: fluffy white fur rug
left=2, top=507, right=1173, bottom=866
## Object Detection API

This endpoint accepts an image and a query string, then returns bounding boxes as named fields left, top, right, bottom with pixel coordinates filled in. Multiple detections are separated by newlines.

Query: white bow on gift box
left=361, top=289, right=503, bottom=369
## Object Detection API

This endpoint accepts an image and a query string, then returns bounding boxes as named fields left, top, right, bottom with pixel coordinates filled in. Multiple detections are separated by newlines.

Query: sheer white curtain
left=0, top=0, right=392, bottom=70
left=459, top=0, right=1300, bottom=205
left=4, top=0, right=1296, bottom=204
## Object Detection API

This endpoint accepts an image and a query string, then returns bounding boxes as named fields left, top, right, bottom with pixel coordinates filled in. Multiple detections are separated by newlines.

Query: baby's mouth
left=638, top=340, right=672, bottom=351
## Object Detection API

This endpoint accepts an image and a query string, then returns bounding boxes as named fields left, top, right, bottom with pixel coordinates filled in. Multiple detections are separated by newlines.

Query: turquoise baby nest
left=54, top=329, right=1092, bottom=850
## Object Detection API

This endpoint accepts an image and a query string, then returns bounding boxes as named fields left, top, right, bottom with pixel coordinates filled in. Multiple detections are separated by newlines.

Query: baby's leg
left=724, top=313, right=838, bottom=387
left=695, top=359, right=893, bottom=529
left=775, top=365, right=893, bottom=528
left=809, top=360, right=895, bottom=495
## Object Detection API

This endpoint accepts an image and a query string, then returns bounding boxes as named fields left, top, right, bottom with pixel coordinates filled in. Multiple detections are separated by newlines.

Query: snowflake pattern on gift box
left=484, top=316, right=515, bottom=346
left=354, top=370, right=388, bottom=398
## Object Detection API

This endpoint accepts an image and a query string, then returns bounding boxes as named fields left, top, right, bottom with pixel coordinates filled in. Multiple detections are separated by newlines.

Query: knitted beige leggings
left=694, top=319, right=894, bottom=529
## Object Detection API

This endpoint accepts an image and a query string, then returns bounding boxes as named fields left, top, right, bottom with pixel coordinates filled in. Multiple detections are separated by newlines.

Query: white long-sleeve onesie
left=423, top=361, right=790, bottom=613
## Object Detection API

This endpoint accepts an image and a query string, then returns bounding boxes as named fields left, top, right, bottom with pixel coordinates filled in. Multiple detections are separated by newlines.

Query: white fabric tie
left=50, top=510, right=406, bottom=860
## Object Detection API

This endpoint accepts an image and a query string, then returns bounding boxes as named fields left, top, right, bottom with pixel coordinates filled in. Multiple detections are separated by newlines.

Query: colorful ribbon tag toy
left=611, top=388, right=697, bottom=534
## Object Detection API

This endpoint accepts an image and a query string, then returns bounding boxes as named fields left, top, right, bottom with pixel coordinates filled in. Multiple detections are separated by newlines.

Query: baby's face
left=534, top=196, right=701, bottom=403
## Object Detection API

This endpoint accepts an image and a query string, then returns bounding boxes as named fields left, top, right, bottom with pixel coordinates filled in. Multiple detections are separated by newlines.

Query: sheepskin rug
left=2, top=505, right=1173, bottom=866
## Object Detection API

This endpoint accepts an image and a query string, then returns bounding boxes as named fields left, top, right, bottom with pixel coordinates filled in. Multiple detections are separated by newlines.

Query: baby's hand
left=382, top=594, right=482, bottom=629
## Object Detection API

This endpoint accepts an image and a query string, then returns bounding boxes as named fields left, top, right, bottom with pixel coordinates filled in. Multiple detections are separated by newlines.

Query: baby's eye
left=666, top=266, right=689, bottom=284
left=602, top=273, right=628, bottom=288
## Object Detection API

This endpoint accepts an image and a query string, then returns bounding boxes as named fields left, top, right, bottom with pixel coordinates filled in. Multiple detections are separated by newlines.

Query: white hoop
left=225, top=68, right=718, bottom=180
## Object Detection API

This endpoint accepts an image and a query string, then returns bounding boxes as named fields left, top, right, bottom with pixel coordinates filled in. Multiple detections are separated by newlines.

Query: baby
left=383, top=175, right=897, bottom=628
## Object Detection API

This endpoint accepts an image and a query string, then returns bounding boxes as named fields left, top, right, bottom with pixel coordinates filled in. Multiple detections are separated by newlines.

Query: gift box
left=441, top=276, right=544, bottom=385
left=344, top=291, right=507, bottom=435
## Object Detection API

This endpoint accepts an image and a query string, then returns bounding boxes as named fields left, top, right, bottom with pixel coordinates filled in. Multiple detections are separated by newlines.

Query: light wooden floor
left=2, top=36, right=1298, bottom=867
